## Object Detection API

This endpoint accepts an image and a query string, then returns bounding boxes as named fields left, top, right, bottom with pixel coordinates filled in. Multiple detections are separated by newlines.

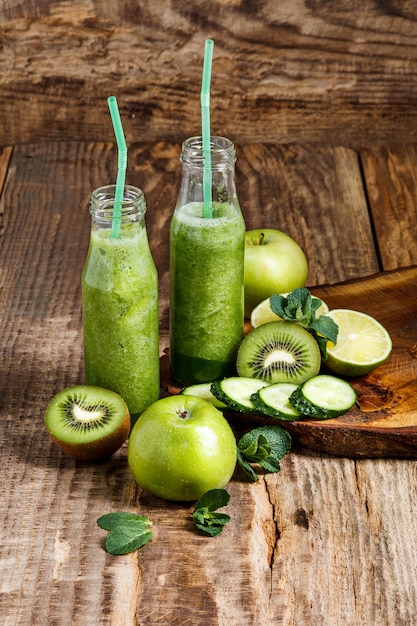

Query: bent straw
left=107, top=96, right=127, bottom=238
left=200, top=39, right=214, bottom=218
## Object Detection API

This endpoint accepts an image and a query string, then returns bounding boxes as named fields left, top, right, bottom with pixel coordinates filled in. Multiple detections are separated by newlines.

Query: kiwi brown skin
left=48, top=411, right=130, bottom=461
left=236, top=320, right=321, bottom=385
left=45, top=386, right=131, bottom=462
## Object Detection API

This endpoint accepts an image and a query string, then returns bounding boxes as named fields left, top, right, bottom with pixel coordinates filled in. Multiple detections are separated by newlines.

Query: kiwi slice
left=236, top=321, right=321, bottom=385
left=45, top=386, right=130, bottom=461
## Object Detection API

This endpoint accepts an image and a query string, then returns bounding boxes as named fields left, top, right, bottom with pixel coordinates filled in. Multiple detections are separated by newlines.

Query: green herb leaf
left=236, top=449, right=260, bottom=482
left=105, top=519, right=153, bottom=555
left=238, top=433, right=271, bottom=461
left=270, top=288, right=338, bottom=358
left=194, top=488, right=230, bottom=511
left=237, top=425, right=291, bottom=481
left=97, top=512, right=152, bottom=555
left=309, top=314, right=339, bottom=345
left=97, top=511, right=150, bottom=531
left=192, top=489, right=231, bottom=536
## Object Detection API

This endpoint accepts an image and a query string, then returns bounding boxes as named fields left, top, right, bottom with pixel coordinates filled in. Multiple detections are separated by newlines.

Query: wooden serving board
left=162, top=266, right=417, bottom=459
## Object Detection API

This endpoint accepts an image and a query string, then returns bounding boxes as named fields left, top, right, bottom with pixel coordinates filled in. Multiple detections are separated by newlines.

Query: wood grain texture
left=360, top=144, right=417, bottom=270
left=0, top=147, right=13, bottom=193
left=1, top=141, right=417, bottom=625
left=2, top=1, right=417, bottom=145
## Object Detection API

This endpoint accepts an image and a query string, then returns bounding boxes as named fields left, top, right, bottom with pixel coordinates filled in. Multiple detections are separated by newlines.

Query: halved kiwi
left=236, top=321, right=321, bottom=385
left=45, top=386, right=130, bottom=461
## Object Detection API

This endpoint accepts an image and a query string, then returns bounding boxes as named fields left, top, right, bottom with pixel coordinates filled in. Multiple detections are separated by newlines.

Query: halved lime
left=324, top=309, right=392, bottom=377
left=251, top=293, right=329, bottom=328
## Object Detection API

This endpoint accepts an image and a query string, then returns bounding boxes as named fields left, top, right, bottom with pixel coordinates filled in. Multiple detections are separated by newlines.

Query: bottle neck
left=177, top=136, right=239, bottom=209
left=90, top=185, right=146, bottom=229
left=180, top=136, right=236, bottom=169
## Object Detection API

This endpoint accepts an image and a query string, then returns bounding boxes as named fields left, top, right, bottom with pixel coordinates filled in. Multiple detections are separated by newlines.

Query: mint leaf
left=309, top=314, right=338, bottom=343
left=192, top=489, right=231, bottom=536
left=238, top=433, right=271, bottom=461
left=239, top=433, right=271, bottom=462
left=236, top=449, right=259, bottom=482
left=97, top=512, right=150, bottom=531
left=237, top=425, right=291, bottom=481
left=270, top=288, right=317, bottom=326
left=270, top=288, right=338, bottom=358
left=97, top=512, right=152, bottom=555
left=194, top=488, right=230, bottom=511
left=105, top=519, right=152, bottom=555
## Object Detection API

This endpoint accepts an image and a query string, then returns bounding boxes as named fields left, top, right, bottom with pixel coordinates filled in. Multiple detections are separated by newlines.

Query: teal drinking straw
left=107, top=96, right=127, bottom=238
left=201, top=39, right=214, bottom=219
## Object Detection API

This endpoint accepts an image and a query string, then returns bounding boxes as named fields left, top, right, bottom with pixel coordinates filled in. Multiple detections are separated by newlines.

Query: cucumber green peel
left=251, top=382, right=302, bottom=421
left=211, top=377, right=269, bottom=413
left=289, top=374, right=357, bottom=419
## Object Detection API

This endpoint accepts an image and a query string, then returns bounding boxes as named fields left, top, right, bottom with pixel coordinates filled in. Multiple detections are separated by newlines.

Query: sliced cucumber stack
left=211, top=377, right=269, bottom=413
left=181, top=382, right=227, bottom=409
left=252, top=383, right=303, bottom=421
left=289, top=374, right=357, bottom=419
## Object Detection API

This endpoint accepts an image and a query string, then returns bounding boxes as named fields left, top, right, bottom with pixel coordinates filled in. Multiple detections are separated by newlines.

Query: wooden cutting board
left=162, top=266, right=417, bottom=458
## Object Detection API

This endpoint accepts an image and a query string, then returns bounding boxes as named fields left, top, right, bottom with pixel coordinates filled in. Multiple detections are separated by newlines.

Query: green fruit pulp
left=45, top=386, right=128, bottom=444
left=237, top=321, right=321, bottom=385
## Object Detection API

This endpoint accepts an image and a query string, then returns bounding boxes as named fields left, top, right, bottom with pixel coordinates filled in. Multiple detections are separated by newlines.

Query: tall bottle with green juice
left=169, top=136, right=246, bottom=385
left=82, top=184, right=160, bottom=426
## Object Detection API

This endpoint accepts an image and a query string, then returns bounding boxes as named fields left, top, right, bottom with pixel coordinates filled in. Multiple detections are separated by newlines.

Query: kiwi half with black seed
left=45, top=386, right=130, bottom=461
left=236, top=321, right=321, bottom=385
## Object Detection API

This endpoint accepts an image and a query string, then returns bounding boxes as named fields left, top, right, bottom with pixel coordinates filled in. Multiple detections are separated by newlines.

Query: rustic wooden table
left=1, top=140, right=417, bottom=625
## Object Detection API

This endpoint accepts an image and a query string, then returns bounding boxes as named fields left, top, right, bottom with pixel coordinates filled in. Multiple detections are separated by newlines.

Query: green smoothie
left=169, top=201, right=245, bottom=385
left=82, top=223, right=159, bottom=425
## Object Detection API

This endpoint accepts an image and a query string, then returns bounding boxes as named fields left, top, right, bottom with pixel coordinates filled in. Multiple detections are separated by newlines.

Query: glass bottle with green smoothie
left=169, top=136, right=246, bottom=385
left=82, top=185, right=159, bottom=426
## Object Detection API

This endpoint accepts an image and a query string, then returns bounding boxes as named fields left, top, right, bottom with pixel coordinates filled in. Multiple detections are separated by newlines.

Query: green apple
left=127, top=395, right=237, bottom=501
left=244, top=229, right=308, bottom=317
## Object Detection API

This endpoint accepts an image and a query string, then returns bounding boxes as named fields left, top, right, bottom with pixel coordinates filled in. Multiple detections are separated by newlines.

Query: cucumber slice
left=181, top=382, right=227, bottom=409
left=290, top=374, right=357, bottom=419
left=252, top=383, right=302, bottom=421
left=211, top=377, right=269, bottom=413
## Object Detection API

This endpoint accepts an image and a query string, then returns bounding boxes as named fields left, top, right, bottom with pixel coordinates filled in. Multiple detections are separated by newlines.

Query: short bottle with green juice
left=169, top=136, right=246, bottom=385
left=82, top=184, right=160, bottom=426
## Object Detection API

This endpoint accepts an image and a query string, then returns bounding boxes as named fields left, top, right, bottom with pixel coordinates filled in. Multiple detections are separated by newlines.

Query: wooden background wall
left=1, top=0, right=417, bottom=147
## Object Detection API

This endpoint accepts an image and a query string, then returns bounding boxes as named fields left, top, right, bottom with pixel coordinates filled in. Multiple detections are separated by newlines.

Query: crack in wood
left=264, top=478, right=281, bottom=576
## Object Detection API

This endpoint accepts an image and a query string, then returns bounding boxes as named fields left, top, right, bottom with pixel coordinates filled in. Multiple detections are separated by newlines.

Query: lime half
left=251, top=294, right=329, bottom=328
left=324, top=309, right=392, bottom=377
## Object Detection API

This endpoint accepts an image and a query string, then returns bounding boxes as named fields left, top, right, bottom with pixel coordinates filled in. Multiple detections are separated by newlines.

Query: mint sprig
left=237, top=425, right=292, bottom=482
left=270, top=287, right=338, bottom=358
left=97, top=512, right=152, bottom=555
left=192, top=489, right=231, bottom=537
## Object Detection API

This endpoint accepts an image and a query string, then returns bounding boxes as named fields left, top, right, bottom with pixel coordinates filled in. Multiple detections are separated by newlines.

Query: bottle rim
left=90, top=184, right=146, bottom=221
left=180, top=136, right=236, bottom=167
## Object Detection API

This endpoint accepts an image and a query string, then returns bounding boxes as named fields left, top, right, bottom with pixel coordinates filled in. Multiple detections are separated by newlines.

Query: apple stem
left=259, top=232, right=265, bottom=245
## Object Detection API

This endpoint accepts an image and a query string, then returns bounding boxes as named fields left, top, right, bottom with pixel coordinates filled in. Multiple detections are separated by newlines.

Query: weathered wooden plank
left=269, top=454, right=417, bottom=625
left=0, top=147, right=13, bottom=193
left=236, top=143, right=380, bottom=286
left=360, top=144, right=417, bottom=270
left=1, top=141, right=417, bottom=626
left=2, top=2, right=417, bottom=145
